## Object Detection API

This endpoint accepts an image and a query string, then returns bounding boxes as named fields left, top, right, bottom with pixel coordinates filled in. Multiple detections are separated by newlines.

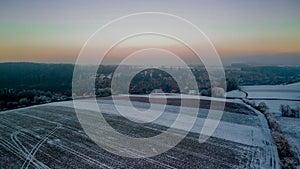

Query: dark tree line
left=240, top=66, right=300, bottom=85
left=125, top=69, right=238, bottom=96
left=128, top=69, right=180, bottom=94
left=0, top=62, right=73, bottom=92
left=0, top=63, right=298, bottom=106
left=0, top=88, right=71, bottom=111
left=0, top=63, right=74, bottom=110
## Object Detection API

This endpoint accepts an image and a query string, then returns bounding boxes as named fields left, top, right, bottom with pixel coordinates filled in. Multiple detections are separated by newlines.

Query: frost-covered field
left=227, top=82, right=300, bottom=168
left=228, top=82, right=300, bottom=99
left=227, top=82, right=300, bottom=116
left=0, top=97, right=279, bottom=168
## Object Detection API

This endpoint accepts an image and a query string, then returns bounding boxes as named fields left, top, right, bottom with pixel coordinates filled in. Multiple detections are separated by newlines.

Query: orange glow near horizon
left=1, top=1, right=300, bottom=64
left=1, top=42, right=300, bottom=64
left=0, top=45, right=80, bottom=63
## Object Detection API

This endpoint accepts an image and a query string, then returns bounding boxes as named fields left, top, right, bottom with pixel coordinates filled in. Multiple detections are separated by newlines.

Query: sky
left=0, top=0, right=300, bottom=65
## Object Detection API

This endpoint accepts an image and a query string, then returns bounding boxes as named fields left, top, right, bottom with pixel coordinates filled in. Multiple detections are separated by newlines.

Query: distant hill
left=222, top=53, right=300, bottom=66
left=0, top=62, right=74, bottom=92
left=1, top=62, right=299, bottom=93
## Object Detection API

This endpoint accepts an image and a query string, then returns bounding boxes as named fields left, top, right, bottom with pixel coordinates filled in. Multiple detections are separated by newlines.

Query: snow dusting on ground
left=0, top=95, right=280, bottom=168
left=227, top=82, right=300, bottom=168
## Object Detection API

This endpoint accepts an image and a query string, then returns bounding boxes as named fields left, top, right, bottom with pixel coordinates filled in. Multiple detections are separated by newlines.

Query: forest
left=1, top=62, right=299, bottom=111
